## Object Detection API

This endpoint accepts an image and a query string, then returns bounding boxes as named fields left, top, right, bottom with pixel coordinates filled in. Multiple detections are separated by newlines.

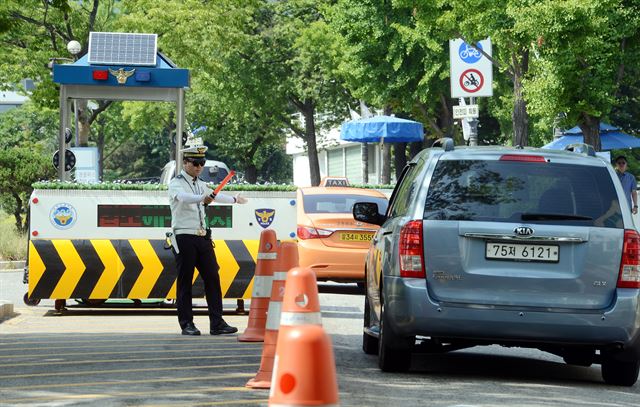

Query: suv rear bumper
left=384, top=276, right=640, bottom=354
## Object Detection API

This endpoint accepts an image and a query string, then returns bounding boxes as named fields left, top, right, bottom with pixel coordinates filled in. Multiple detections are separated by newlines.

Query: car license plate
left=486, top=242, right=559, bottom=262
left=340, top=232, right=374, bottom=242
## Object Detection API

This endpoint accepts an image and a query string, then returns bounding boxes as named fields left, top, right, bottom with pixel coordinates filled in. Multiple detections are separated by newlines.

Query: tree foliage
left=0, top=145, right=55, bottom=232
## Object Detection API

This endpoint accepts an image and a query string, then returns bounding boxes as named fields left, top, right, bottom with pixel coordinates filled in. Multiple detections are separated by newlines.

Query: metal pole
left=468, top=97, right=478, bottom=146
left=58, top=85, right=68, bottom=181
left=175, top=88, right=185, bottom=176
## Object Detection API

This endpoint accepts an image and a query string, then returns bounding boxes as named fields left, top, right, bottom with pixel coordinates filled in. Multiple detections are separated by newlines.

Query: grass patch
left=0, top=212, right=27, bottom=261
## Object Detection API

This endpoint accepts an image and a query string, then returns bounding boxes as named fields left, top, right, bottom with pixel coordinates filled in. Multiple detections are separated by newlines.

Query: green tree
left=524, top=0, right=640, bottom=151
left=0, top=101, right=58, bottom=150
left=0, top=0, right=120, bottom=147
left=120, top=0, right=352, bottom=185
left=0, top=146, right=55, bottom=232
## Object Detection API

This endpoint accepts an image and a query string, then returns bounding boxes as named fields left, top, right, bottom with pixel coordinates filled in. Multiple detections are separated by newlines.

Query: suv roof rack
left=432, top=137, right=454, bottom=151
left=564, top=143, right=596, bottom=157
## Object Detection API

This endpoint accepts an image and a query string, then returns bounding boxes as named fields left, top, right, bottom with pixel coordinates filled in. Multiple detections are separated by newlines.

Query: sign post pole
left=450, top=39, right=492, bottom=146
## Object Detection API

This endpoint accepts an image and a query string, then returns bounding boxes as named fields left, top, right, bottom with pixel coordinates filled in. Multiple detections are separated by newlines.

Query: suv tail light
left=399, top=220, right=425, bottom=278
left=618, top=229, right=640, bottom=288
left=499, top=154, right=546, bottom=163
left=297, top=226, right=333, bottom=240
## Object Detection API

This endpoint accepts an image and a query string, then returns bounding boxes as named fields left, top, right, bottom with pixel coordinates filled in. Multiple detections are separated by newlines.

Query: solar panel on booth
left=88, top=32, right=157, bottom=66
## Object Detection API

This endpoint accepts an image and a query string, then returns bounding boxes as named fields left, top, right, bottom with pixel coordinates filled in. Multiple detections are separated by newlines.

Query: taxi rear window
left=423, top=160, right=623, bottom=228
left=303, top=194, right=388, bottom=214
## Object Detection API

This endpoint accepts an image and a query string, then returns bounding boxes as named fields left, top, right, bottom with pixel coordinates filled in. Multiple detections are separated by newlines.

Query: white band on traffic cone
left=266, top=301, right=283, bottom=331
left=257, top=252, right=278, bottom=260
left=272, top=271, right=288, bottom=281
left=252, top=275, right=273, bottom=298
left=280, top=311, right=322, bottom=327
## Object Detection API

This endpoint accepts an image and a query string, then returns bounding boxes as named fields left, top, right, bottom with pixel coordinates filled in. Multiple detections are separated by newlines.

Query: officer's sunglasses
left=187, top=158, right=206, bottom=167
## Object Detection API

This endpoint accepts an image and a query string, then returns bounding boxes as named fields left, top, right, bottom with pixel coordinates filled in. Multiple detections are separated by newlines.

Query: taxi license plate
left=340, top=232, right=374, bottom=242
left=486, top=242, right=559, bottom=262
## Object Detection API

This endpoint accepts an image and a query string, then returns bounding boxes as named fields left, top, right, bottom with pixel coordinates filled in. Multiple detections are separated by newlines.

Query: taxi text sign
left=450, top=38, right=493, bottom=98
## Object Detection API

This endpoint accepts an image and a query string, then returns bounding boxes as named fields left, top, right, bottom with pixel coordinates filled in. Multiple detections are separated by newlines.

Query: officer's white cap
left=181, top=145, right=208, bottom=158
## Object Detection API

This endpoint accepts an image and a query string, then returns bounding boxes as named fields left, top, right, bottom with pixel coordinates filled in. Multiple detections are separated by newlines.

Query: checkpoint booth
left=25, top=32, right=298, bottom=310
left=53, top=32, right=190, bottom=180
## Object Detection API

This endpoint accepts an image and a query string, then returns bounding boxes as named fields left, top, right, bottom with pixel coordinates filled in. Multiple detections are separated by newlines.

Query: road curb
left=0, top=260, right=25, bottom=273
left=0, top=260, right=25, bottom=271
left=0, top=300, right=14, bottom=320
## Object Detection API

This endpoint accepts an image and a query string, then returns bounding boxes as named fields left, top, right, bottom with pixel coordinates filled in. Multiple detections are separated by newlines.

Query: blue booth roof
left=53, top=53, right=189, bottom=88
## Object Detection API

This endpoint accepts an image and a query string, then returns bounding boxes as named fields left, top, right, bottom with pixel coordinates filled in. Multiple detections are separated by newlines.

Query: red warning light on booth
left=92, top=70, right=109, bottom=81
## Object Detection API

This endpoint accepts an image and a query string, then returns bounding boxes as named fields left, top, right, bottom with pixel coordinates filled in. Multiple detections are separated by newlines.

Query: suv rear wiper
left=521, top=213, right=593, bottom=221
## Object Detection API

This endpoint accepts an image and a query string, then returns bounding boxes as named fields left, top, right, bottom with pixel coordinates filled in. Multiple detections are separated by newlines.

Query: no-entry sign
left=450, top=38, right=493, bottom=98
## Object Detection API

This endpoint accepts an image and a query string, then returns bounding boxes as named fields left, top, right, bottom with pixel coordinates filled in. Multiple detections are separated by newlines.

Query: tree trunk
left=579, top=114, right=601, bottom=151
left=439, top=95, right=455, bottom=138
left=381, top=106, right=392, bottom=184
left=360, top=101, right=371, bottom=183
left=512, top=49, right=530, bottom=147
left=245, top=164, right=258, bottom=183
left=381, top=143, right=391, bottom=184
left=361, top=143, right=369, bottom=184
left=77, top=99, right=91, bottom=147
left=168, top=111, right=176, bottom=161
left=302, top=99, right=321, bottom=186
left=96, top=121, right=105, bottom=181
left=409, top=141, right=422, bottom=159
left=394, top=143, right=407, bottom=180
left=12, top=192, right=23, bottom=233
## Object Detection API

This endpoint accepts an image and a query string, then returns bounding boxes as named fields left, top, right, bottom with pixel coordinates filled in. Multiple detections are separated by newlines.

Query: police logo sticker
left=255, top=208, right=275, bottom=229
left=50, top=203, right=77, bottom=229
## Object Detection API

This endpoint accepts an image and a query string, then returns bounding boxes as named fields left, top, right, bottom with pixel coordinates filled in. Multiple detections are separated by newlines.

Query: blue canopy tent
left=341, top=115, right=424, bottom=143
left=340, top=115, right=424, bottom=183
left=542, top=123, right=640, bottom=150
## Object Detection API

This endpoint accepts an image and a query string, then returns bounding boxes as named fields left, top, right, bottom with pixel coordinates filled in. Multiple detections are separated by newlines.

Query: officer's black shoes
left=210, top=321, right=238, bottom=335
left=181, top=323, right=201, bottom=336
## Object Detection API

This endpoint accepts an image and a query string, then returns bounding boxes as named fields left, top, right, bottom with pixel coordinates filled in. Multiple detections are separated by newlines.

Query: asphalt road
left=1, top=272, right=639, bottom=406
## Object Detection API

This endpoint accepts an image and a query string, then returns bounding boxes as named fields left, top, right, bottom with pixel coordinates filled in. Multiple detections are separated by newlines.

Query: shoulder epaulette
left=176, top=174, right=184, bottom=179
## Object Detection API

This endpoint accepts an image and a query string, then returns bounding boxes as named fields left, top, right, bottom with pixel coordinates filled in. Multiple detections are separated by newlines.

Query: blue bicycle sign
left=458, top=42, right=483, bottom=64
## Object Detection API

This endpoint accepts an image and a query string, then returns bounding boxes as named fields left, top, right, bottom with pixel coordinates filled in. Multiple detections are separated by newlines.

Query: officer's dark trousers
left=174, top=234, right=223, bottom=329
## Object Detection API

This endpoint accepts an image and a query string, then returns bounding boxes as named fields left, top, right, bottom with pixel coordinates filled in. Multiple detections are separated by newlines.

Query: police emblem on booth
left=50, top=203, right=77, bottom=229
left=254, top=209, right=275, bottom=229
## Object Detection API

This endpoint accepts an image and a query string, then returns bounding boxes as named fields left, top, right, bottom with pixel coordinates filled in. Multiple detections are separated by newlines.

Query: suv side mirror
left=353, top=202, right=386, bottom=226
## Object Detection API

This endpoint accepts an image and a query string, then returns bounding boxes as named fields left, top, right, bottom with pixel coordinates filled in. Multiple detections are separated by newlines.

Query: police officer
left=169, top=145, right=248, bottom=335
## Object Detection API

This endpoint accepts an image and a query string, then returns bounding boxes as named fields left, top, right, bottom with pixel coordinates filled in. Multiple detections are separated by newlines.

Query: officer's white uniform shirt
left=169, top=170, right=235, bottom=234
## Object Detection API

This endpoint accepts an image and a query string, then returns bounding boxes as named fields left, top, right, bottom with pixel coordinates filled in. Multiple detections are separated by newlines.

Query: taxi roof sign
left=320, top=177, right=349, bottom=187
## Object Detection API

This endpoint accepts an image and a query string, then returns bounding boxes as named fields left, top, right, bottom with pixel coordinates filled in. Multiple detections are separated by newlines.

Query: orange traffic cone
left=246, top=241, right=299, bottom=389
left=268, top=267, right=339, bottom=406
left=238, top=229, right=279, bottom=342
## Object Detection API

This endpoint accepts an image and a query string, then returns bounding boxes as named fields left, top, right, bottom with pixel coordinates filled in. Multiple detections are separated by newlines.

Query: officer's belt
left=174, top=228, right=206, bottom=236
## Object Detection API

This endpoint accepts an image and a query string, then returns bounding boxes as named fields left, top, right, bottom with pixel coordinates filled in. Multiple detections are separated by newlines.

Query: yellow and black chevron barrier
left=27, top=239, right=259, bottom=301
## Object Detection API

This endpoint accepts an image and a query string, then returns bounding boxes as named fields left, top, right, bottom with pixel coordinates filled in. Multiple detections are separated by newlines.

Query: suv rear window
left=423, top=159, right=623, bottom=228
left=303, top=194, right=388, bottom=214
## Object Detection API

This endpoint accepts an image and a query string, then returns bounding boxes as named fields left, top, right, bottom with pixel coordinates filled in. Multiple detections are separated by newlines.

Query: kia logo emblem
left=514, top=226, right=534, bottom=236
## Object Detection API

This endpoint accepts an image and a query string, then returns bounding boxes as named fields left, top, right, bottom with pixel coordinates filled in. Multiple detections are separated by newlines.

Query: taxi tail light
left=618, top=229, right=640, bottom=288
left=399, top=220, right=425, bottom=278
left=297, top=226, right=333, bottom=240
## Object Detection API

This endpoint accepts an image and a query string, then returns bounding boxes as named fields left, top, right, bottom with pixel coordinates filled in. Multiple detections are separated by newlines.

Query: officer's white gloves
left=235, top=194, right=248, bottom=204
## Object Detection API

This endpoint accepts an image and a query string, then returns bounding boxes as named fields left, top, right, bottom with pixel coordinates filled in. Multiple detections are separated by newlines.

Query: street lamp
left=66, top=40, right=82, bottom=146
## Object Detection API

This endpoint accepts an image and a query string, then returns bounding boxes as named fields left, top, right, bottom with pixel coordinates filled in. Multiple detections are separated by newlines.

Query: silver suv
left=354, top=139, right=640, bottom=386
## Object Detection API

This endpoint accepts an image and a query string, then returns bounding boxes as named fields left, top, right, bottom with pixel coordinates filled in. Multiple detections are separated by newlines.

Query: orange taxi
left=296, top=183, right=388, bottom=284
